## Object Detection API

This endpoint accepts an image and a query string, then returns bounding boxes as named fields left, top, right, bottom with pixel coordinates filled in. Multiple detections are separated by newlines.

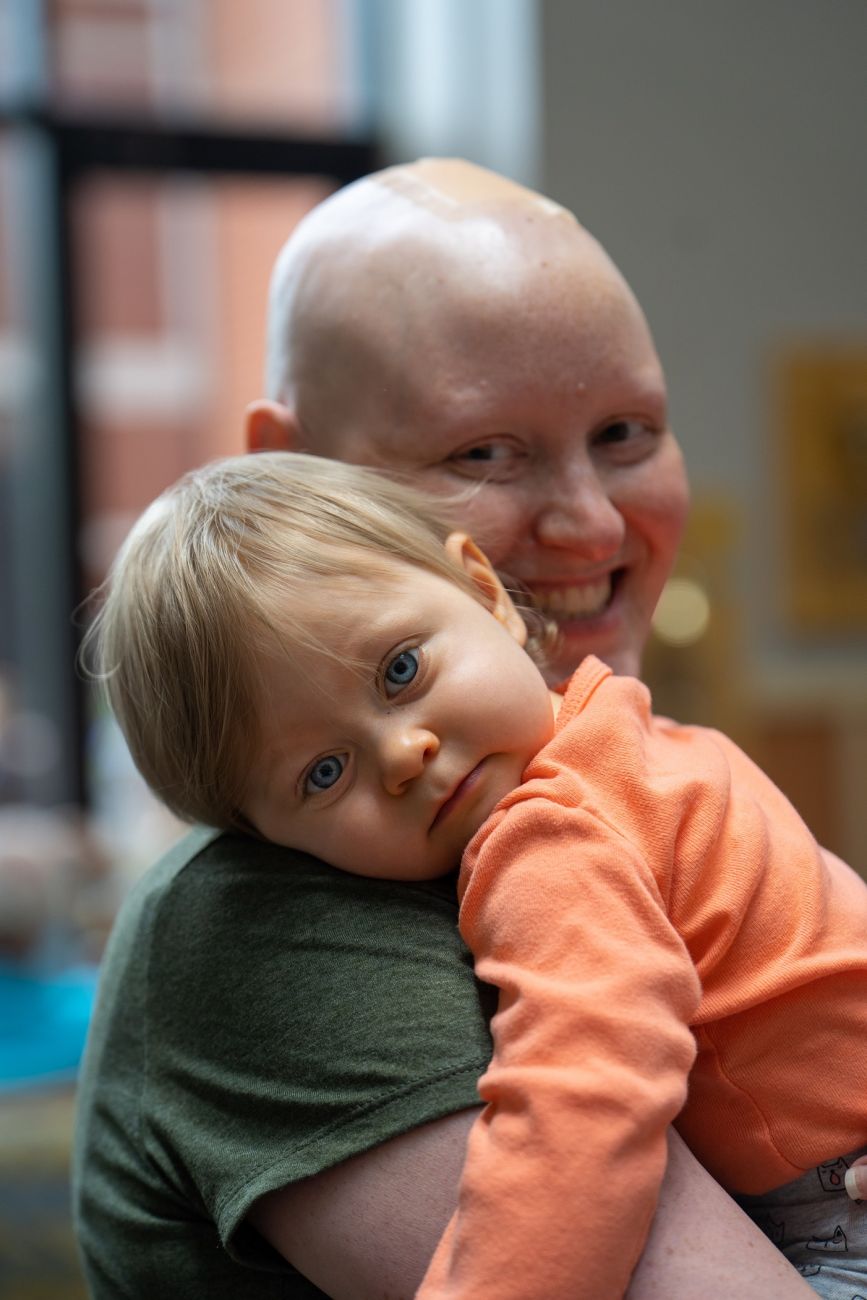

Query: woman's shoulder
left=96, top=829, right=491, bottom=1155
left=104, top=829, right=471, bottom=1010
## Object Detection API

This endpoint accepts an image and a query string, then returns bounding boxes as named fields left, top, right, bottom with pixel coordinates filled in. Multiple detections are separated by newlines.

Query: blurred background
left=0, top=0, right=865, bottom=1293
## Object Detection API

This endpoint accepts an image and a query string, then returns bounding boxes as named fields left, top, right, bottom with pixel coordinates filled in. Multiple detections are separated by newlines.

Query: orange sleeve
left=416, top=773, right=701, bottom=1298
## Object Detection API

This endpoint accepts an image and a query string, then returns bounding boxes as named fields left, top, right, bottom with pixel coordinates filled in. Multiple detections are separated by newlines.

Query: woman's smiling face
left=291, top=213, right=689, bottom=684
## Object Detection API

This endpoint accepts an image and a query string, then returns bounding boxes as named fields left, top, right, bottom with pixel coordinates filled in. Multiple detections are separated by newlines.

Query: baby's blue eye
left=384, top=648, right=419, bottom=695
left=306, top=755, right=344, bottom=792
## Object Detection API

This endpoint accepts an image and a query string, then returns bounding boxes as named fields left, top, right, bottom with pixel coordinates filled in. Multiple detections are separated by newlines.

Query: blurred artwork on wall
left=777, top=345, right=867, bottom=635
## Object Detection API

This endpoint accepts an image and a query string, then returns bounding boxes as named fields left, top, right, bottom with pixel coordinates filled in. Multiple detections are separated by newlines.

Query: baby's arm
left=417, top=791, right=700, bottom=1299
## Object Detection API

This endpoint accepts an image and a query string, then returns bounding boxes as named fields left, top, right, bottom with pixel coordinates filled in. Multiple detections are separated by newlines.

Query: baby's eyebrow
left=258, top=745, right=303, bottom=808
left=256, top=709, right=329, bottom=803
left=329, top=612, right=413, bottom=667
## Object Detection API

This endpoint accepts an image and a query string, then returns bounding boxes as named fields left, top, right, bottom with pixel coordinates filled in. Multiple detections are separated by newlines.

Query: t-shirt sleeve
left=140, top=833, right=495, bottom=1266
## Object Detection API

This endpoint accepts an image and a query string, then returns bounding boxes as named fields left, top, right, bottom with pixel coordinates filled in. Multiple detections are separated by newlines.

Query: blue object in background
left=0, top=961, right=98, bottom=1090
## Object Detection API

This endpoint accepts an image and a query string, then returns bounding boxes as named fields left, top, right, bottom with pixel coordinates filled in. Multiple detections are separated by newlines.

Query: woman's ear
left=244, top=400, right=302, bottom=452
left=444, top=533, right=527, bottom=646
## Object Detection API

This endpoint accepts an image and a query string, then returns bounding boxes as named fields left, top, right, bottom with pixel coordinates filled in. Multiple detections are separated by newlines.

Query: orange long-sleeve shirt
left=418, top=656, right=867, bottom=1299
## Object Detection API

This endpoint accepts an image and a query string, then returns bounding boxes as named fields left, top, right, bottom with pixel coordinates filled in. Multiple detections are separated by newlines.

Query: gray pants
left=736, top=1148, right=867, bottom=1300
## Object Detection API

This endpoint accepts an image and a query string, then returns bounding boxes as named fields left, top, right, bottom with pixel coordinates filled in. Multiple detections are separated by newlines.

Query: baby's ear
left=244, top=400, right=302, bottom=452
left=444, top=533, right=527, bottom=646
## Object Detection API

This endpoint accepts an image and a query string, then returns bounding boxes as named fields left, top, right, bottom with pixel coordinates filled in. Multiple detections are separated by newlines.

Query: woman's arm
left=249, top=1115, right=813, bottom=1299
left=638, top=1129, right=814, bottom=1299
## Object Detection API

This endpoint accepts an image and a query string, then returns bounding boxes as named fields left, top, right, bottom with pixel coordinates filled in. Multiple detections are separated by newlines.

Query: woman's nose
left=379, top=725, right=440, bottom=795
left=532, top=469, right=626, bottom=560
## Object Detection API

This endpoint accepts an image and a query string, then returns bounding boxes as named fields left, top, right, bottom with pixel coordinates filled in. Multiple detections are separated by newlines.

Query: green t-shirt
left=72, top=828, right=494, bottom=1297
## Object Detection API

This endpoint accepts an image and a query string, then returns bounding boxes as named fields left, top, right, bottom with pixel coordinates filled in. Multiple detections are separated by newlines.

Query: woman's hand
left=846, top=1155, right=867, bottom=1200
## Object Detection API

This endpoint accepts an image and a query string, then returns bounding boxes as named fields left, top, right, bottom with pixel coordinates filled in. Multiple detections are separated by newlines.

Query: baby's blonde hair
left=83, top=452, right=508, bottom=831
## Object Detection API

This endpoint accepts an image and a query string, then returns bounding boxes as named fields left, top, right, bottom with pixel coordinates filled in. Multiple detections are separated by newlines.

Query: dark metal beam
left=0, top=109, right=379, bottom=183
left=0, top=98, right=378, bottom=807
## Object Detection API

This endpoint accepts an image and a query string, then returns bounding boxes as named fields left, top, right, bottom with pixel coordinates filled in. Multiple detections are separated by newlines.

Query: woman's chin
left=545, top=620, right=644, bottom=684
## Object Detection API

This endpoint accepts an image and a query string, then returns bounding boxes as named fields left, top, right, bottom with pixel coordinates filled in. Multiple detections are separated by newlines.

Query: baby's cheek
left=330, top=808, right=396, bottom=880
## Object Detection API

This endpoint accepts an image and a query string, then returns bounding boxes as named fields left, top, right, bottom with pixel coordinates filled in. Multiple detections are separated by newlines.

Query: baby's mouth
left=430, top=762, right=485, bottom=832
left=531, top=571, right=620, bottom=621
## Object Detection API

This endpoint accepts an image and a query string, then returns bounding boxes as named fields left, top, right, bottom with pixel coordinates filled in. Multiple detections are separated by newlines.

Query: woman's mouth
left=531, top=570, right=622, bottom=622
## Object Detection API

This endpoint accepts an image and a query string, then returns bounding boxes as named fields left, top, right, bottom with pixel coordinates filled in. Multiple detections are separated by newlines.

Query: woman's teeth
left=534, top=577, right=612, bottom=620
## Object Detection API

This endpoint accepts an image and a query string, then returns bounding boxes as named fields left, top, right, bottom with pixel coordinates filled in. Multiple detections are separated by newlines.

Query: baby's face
left=242, top=560, right=556, bottom=880
left=295, top=215, right=689, bottom=684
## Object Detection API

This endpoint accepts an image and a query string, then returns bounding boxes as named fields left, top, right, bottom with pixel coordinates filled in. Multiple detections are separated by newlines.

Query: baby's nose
left=380, top=726, right=439, bottom=795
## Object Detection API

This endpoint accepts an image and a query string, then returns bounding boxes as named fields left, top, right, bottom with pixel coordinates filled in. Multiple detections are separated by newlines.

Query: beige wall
left=540, top=0, right=867, bottom=863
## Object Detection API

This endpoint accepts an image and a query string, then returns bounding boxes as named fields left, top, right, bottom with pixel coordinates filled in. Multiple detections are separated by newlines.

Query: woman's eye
left=305, top=754, right=345, bottom=794
left=447, top=440, right=525, bottom=480
left=458, top=444, right=507, bottom=461
left=384, top=648, right=419, bottom=696
left=597, top=419, right=641, bottom=443
left=594, top=418, right=658, bottom=454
